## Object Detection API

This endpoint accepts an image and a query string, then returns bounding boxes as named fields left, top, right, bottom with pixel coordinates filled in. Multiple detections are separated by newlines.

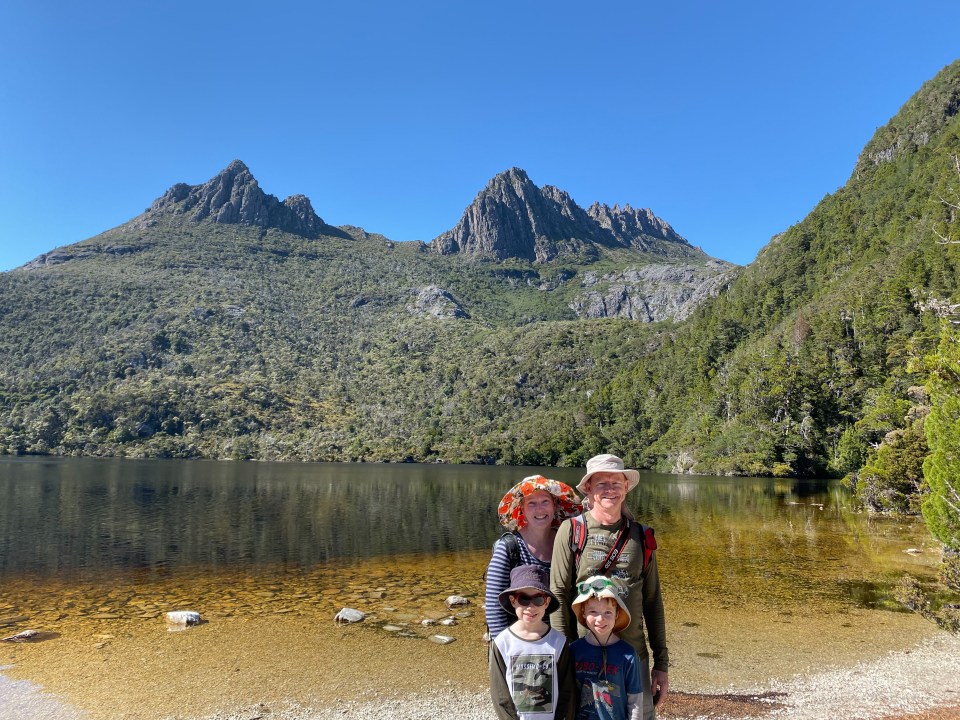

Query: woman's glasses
left=514, top=593, right=549, bottom=607
left=577, top=577, right=617, bottom=594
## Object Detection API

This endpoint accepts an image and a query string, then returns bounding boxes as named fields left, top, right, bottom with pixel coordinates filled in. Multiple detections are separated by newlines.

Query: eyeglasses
left=514, top=593, right=549, bottom=607
left=577, top=577, right=617, bottom=595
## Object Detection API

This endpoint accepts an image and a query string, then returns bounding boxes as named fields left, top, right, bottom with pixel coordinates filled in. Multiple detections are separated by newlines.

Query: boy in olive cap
left=489, top=564, right=576, bottom=720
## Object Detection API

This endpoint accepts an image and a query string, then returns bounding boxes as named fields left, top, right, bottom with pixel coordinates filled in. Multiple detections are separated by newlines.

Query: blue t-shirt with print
left=570, top=637, right=642, bottom=720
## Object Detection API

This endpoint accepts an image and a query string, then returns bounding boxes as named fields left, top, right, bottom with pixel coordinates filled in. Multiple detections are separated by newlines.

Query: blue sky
left=2, top=1, right=959, bottom=272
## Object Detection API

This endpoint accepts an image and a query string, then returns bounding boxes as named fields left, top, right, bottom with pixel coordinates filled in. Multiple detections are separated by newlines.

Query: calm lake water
left=0, top=456, right=947, bottom=706
left=0, top=456, right=936, bottom=602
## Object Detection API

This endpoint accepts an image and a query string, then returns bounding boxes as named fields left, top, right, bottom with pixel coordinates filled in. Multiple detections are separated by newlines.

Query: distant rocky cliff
left=570, top=261, right=735, bottom=322
left=147, top=160, right=343, bottom=239
left=432, top=168, right=702, bottom=263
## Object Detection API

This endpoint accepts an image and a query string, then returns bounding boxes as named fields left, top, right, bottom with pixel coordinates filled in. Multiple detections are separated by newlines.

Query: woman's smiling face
left=521, top=490, right=555, bottom=529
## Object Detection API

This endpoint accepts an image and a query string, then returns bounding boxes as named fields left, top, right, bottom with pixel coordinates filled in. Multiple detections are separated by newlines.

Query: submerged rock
left=0, top=615, right=30, bottom=627
left=444, top=595, right=470, bottom=609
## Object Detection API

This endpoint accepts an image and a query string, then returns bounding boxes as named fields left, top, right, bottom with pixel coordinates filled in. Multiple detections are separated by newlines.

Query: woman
left=484, top=474, right=580, bottom=640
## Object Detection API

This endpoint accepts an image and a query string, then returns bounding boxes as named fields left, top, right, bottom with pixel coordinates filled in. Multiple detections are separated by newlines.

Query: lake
left=0, top=456, right=936, bottom=595
left=0, top=455, right=946, bottom=713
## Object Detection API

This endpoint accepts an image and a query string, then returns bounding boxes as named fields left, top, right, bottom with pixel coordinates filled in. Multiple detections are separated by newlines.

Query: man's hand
left=651, top=669, right=669, bottom=706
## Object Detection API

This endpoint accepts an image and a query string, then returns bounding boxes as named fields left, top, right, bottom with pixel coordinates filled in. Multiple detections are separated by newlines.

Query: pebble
left=444, top=595, right=470, bottom=608
left=2, top=629, right=40, bottom=643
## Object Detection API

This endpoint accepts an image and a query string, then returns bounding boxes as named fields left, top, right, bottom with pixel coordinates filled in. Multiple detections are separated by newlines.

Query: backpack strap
left=571, top=514, right=588, bottom=569
left=572, top=516, right=658, bottom=573
left=481, top=531, right=522, bottom=584
left=599, top=518, right=631, bottom=574
left=500, top=531, right=521, bottom=568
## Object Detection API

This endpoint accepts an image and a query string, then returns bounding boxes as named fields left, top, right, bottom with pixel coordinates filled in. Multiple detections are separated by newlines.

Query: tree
left=921, top=323, right=960, bottom=549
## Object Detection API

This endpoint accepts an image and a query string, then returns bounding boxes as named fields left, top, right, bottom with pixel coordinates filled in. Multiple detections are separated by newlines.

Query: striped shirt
left=484, top=533, right=551, bottom=638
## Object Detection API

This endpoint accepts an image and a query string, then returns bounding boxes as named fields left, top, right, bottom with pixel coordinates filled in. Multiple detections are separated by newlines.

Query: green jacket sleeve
left=639, top=551, right=669, bottom=672
left=488, top=641, right=520, bottom=720
left=556, top=641, right=577, bottom=720
left=549, top=519, right=577, bottom=642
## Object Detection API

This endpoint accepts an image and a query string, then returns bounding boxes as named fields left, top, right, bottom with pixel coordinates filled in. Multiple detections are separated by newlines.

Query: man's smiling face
left=586, top=472, right=628, bottom=513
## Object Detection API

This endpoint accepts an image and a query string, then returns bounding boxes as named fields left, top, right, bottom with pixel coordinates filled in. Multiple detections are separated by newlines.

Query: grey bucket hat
left=497, top=564, right=559, bottom=615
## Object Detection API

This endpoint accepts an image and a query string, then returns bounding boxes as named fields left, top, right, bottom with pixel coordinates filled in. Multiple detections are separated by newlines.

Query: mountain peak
left=431, top=169, right=697, bottom=263
left=224, top=159, right=251, bottom=174
left=586, top=202, right=686, bottom=251
left=147, top=161, right=329, bottom=238
left=431, top=168, right=604, bottom=262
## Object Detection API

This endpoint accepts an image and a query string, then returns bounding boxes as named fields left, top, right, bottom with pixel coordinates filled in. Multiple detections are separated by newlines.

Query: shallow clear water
left=0, top=457, right=939, bottom=612
left=0, top=457, right=948, bottom=715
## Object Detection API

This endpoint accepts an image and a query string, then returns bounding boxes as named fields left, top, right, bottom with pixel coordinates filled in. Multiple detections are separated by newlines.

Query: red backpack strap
left=571, top=514, right=587, bottom=569
left=641, top=525, right=657, bottom=570
left=574, top=516, right=657, bottom=571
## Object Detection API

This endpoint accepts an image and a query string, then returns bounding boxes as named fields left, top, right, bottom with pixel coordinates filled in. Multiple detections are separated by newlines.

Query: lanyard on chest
left=572, top=515, right=632, bottom=575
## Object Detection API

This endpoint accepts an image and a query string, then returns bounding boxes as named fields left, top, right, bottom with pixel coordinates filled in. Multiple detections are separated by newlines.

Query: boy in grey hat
left=489, top=564, right=576, bottom=720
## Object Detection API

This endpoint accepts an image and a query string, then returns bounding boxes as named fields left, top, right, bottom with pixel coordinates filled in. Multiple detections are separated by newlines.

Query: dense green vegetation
left=1, top=61, right=959, bottom=504
left=0, top=220, right=672, bottom=464
left=920, top=324, right=960, bottom=551
left=584, top=61, right=960, bottom=480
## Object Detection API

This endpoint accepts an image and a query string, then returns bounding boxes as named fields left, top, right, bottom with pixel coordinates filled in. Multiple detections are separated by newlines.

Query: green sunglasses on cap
left=577, top=577, right=618, bottom=595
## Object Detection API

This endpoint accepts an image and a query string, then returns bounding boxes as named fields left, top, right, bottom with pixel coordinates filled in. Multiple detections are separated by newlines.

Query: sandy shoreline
left=3, top=551, right=959, bottom=720
left=3, top=618, right=959, bottom=720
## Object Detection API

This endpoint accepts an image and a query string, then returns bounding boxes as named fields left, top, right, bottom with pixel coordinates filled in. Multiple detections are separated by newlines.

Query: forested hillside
left=583, top=60, right=960, bottom=478
left=0, top=166, right=728, bottom=464
left=1, top=61, right=958, bottom=476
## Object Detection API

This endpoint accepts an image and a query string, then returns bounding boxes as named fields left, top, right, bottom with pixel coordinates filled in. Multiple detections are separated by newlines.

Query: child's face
left=583, top=597, right=618, bottom=640
left=510, top=592, right=549, bottom=623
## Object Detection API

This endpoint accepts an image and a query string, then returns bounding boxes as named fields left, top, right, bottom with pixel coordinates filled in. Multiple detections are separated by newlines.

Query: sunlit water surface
left=0, top=456, right=945, bottom=707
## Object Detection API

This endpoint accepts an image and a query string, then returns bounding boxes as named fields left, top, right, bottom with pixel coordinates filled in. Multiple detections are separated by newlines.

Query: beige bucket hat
left=577, top=454, right=640, bottom=494
left=571, top=575, right=631, bottom=634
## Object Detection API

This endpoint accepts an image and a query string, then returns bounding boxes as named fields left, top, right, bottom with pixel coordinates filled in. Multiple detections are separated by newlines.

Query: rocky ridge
left=146, top=160, right=346, bottom=239
left=20, top=161, right=734, bottom=323
left=432, top=167, right=703, bottom=263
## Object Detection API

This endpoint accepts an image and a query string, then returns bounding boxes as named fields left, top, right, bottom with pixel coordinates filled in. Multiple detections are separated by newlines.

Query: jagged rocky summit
left=146, top=160, right=335, bottom=238
left=25, top=161, right=351, bottom=268
left=431, top=167, right=700, bottom=263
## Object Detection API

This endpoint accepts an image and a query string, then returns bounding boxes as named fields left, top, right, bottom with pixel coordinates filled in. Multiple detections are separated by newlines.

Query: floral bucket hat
left=497, top=475, right=581, bottom=531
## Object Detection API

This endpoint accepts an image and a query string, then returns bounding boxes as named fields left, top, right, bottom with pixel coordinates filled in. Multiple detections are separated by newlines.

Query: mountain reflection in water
left=0, top=457, right=938, bottom=613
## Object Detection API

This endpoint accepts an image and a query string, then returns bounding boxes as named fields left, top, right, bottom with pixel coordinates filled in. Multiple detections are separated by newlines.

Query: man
left=549, top=454, right=669, bottom=719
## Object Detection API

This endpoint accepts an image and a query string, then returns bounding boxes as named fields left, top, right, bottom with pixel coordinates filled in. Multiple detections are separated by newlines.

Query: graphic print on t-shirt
left=510, top=652, right=554, bottom=712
